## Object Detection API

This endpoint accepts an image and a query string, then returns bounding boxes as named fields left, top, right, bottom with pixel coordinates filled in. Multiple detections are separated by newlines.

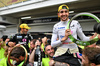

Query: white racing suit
left=51, top=19, right=90, bottom=66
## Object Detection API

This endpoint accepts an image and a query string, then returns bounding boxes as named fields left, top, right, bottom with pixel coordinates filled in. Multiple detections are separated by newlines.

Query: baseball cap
left=58, top=4, right=69, bottom=12
left=20, top=23, right=31, bottom=29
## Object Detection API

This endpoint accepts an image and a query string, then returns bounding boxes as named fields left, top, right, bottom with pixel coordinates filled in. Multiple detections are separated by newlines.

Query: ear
left=90, top=63, right=96, bottom=66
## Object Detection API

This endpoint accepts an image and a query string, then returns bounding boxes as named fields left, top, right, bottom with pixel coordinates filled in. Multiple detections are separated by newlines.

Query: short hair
left=82, top=47, right=100, bottom=65
left=44, top=44, right=51, bottom=51
left=1, top=35, right=8, bottom=41
left=30, top=39, right=36, bottom=45
left=10, top=47, right=25, bottom=58
left=58, top=4, right=69, bottom=12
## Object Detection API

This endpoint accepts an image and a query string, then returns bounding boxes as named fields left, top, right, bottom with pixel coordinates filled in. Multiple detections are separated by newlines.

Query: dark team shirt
left=9, top=33, right=33, bottom=52
left=10, top=33, right=33, bottom=45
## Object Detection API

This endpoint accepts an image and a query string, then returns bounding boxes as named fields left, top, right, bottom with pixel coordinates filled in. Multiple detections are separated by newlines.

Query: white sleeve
left=51, top=25, right=62, bottom=48
left=76, top=22, right=90, bottom=41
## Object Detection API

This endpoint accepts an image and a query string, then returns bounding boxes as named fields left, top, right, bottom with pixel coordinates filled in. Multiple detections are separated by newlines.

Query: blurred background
left=0, top=0, right=100, bottom=39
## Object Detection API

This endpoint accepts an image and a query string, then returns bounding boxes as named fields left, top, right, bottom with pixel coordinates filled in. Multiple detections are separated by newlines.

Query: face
left=30, top=41, right=35, bottom=49
left=58, top=9, right=69, bottom=21
left=45, top=45, right=54, bottom=57
left=10, top=56, right=23, bottom=65
left=42, top=37, right=47, bottom=43
left=35, top=40, right=41, bottom=46
left=22, top=28, right=28, bottom=34
left=81, top=54, right=90, bottom=66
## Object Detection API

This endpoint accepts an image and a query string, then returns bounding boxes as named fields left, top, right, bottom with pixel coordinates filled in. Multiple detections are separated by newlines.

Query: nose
left=62, top=12, right=66, bottom=15
left=25, top=29, right=28, bottom=31
left=50, top=49, right=54, bottom=53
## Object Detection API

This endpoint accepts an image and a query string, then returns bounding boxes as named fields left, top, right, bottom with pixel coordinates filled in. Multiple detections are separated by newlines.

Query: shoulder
left=27, top=33, right=33, bottom=39
left=16, top=32, right=21, bottom=35
left=42, top=58, right=50, bottom=61
left=71, top=20, right=80, bottom=26
left=53, top=22, right=61, bottom=28
left=27, top=33, right=32, bottom=36
left=71, top=20, right=79, bottom=24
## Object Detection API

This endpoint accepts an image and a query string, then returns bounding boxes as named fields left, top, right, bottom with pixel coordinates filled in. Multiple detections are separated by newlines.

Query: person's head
left=81, top=47, right=100, bottom=66
left=30, top=39, right=36, bottom=50
left=42, top=37, right=48, bottom=45
left=10, top=47, right=25, bottom=65
left=58, top=4, right=69, bottom=21
left=5, top=38, right=10, bottom=44
left=35, top=39, right=42, bottom=46
left=20, top=23, right=31, bottom=34
left=44, top=44, right=55, bottom=58
left=1, top=35, right=8, bottom=41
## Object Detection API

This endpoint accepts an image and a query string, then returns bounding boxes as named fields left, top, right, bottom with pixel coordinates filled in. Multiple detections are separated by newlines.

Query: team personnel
left=29, top=39, right=55, bottom=66
left=8, top=23, right=33, bottom=52
left=10, top=46, right=29, bottom=66
left=51, top=4, right=97, bottom=66
left=81, top=47, right=100, bottom=66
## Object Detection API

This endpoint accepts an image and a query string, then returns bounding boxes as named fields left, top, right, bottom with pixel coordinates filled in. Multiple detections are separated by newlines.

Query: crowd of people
left=0, top=4, right=100, bottom=66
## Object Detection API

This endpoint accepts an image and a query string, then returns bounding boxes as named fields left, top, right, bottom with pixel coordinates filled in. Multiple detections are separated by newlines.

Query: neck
left=43, top=42, right=47, bottom=45
left=20, top=31, right=27, bottom=34
left=20, top=31, right=23, bottom=34
left=61, top=18, right=69, bottom=22
left=48, top=56, right=53, bottom=60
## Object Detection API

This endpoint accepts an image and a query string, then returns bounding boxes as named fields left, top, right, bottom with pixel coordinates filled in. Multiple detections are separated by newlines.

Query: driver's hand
left=61, top=29, right=71, bottom=42
left=65, top=29, right=71, bottom=37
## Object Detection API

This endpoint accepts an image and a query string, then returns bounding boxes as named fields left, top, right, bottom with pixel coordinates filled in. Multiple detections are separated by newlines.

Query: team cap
left=58, top=4, right=69, bottom=12
left=20, top=23, right=31, bottom=29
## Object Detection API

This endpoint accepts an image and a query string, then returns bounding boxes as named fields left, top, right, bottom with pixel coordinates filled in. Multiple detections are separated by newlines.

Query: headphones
left=94, top=54, right=100, bottom=65
left=66, top=12, right=100, bottom=46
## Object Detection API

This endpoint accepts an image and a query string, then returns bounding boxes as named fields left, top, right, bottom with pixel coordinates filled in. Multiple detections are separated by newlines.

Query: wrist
left=61, top=37, right=68, bottom=42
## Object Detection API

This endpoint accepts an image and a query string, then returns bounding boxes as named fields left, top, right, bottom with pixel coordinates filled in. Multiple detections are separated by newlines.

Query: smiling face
left=21, top=28, right=28, bottom=34
left=45, top=45, right=54, bottom=58
left=58, top=9, right=69, bottom=21
left=30, top=41, right=35, bottom=50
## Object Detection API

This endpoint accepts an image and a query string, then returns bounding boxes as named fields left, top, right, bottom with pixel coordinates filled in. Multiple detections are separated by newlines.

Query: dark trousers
left=54, top=51, right=81, bottom=66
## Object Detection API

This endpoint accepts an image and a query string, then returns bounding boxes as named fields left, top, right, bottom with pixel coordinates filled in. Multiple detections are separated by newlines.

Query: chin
left=62, top=19, right=67, bottom=21
left=49, top=54, right=53, bottom=57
